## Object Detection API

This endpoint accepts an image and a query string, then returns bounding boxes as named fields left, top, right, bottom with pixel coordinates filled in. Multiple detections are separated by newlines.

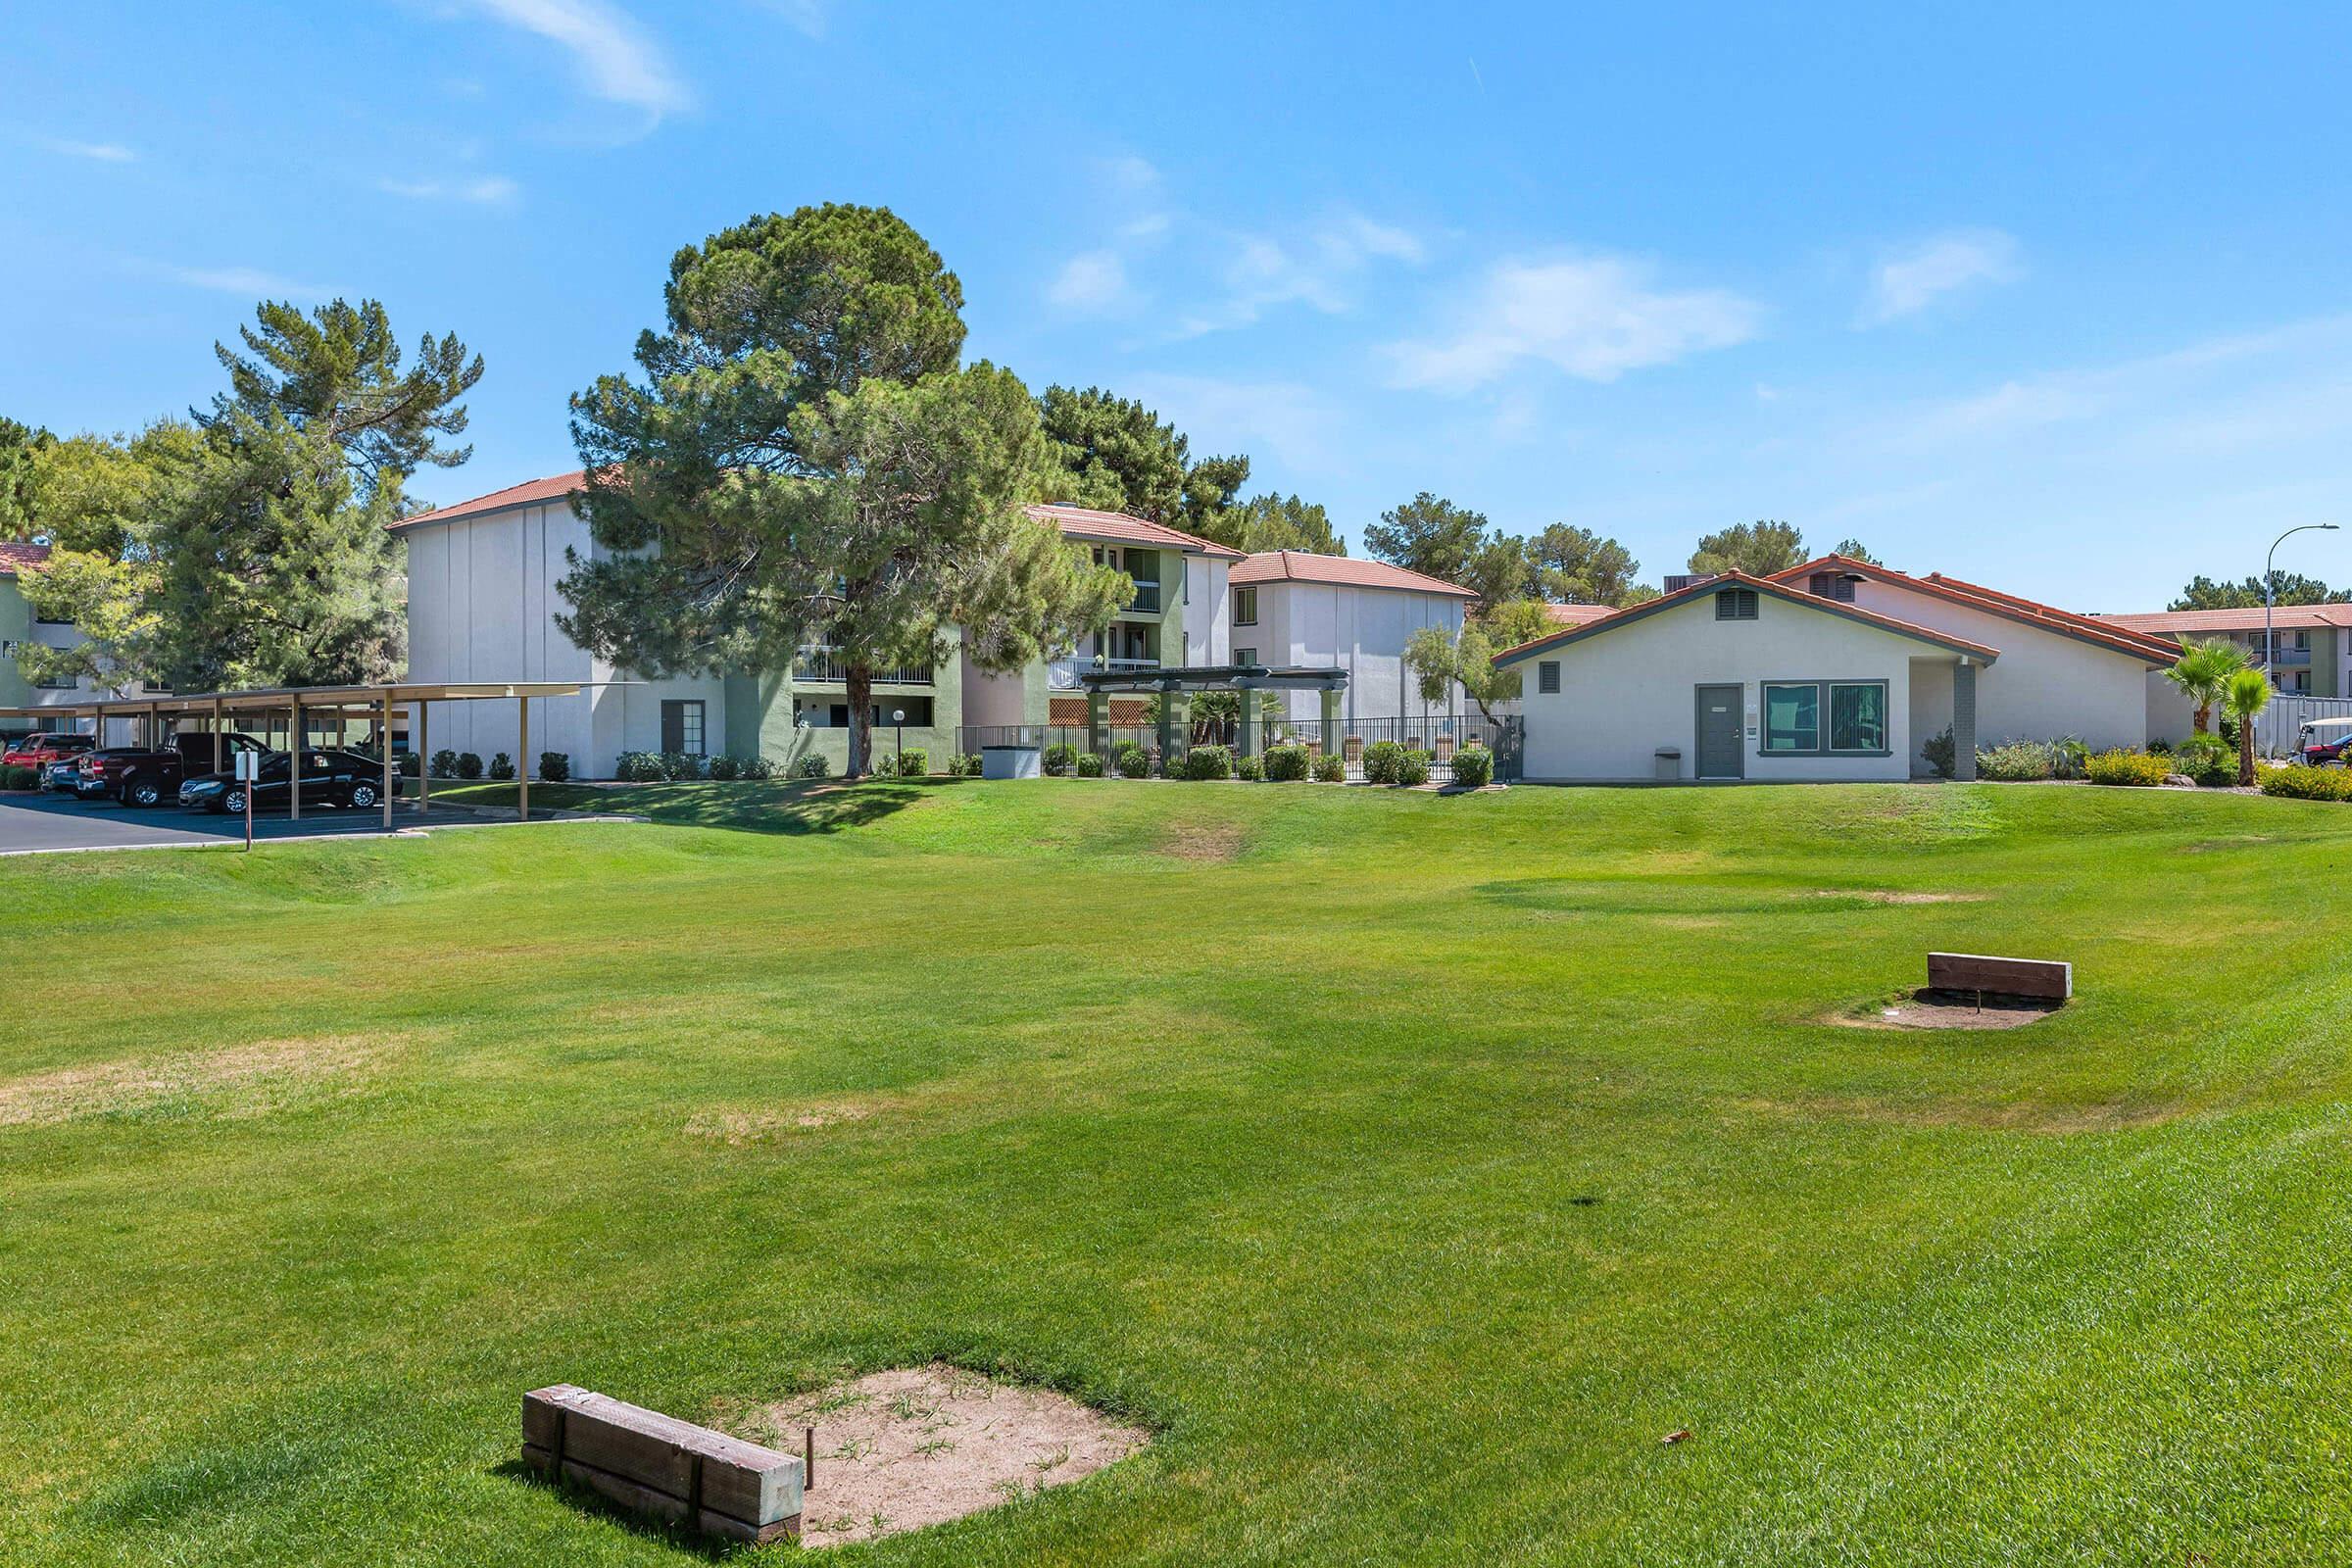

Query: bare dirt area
left=733, top=1364, right=1148, bottom=1547
left=0, top=1035, right=398, bottom=1127
left=1812, top=889, right=1990, bottom=905
left=1831, top=990, right=2066, bottom=1032
left=1161, top=820, right=1243, bottom=861
left=683, top=1102, right=879, bottom=1144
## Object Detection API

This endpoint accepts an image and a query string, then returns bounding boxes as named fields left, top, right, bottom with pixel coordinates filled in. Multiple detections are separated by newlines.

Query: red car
left=2, top=732, right=97, bottom=769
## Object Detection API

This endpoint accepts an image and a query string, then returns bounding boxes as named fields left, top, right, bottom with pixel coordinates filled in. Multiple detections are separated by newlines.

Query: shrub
left=614, top=751, right=665, bottom=782
left=1362, top=739, right=1406, bottom=785
left=2049, top=736, right=2090, bottom=780
left=1975, top=740, right=2055, bottom=782
left=398, top=753, right=422, bottom=778
left=1075, top=751, right=1104, bottom=777
left=791, top=753, right=831, bottom=779
left=962, top=753, right=985, bottom=777
left=2260, top=763, right=2352, bottom=802
left=430, top=748, right=460, bottom=778
left=896, top=747, right=929, bottom=776
left=1114, top=742, right=1151, bottom=778
left=708, top=754, right=743, bottom=780
left=739, top=755, right=774, bottom=780
left=1236, top=754, right=1264, bottom=781
left=1920, top=726, right=1956, bottom=780
left=1183, top=744, right=1233, bottom=780
left=660, top=751, right=705, bottom=781
left=2084, top=749, right=2172, bottom=787
left=1262, top=743, right=1310, bottom=782
left=1314, top=753, right=1347, bottom=783
left=488, top=753, right=515, bottom=780
left=1042, top=742, right=1077, bottom=777
left=455, top=751, right=484, bottom=780
left=1451, top=744, right=1494, bottom=789
left=0, top=764, right=35, bottom=791
left=537, top=752, right=569, bottom=782
left=1392, top=749, right=1432, bottom=787
left=2169, top=733, right=2234, bottom=788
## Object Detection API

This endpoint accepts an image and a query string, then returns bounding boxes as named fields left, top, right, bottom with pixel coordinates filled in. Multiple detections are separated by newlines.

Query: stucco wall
left=1845, top=580, right=2158, bottom=752
left=1183, top=558, right=1231, bottom=663
left=1516, top=590, right=1938, bottom=782
left=1245, top=580, right=1467, bottom=722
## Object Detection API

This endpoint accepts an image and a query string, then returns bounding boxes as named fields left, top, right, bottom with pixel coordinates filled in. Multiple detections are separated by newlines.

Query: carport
left=0, top=681, right=587, bottom=831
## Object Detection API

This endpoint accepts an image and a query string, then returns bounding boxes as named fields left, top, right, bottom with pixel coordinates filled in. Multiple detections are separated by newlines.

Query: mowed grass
left=5, top=779, right=2352, bottom=1565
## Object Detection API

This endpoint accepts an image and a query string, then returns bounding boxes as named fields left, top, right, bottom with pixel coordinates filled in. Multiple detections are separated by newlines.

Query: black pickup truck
left=76, top=732, right=267, bottom=807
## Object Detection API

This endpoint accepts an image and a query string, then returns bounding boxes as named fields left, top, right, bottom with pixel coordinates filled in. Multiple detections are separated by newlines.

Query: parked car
left=43, top=759, right=83, bottom=793
left=2, top=732, right=97, bottom=770
left=77, top=732, right=268, bottom=807
left=177, top=749, right=400, bottom=813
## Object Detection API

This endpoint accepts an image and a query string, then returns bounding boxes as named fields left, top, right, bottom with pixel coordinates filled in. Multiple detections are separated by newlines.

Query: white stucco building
left=1225, top=551, right=1477, bottom=724
left=1499, top=556, right=2180, bottom=783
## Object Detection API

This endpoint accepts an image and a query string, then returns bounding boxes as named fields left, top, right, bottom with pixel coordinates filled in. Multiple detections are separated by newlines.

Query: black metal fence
left=956, top=714, right=1522, bottom=783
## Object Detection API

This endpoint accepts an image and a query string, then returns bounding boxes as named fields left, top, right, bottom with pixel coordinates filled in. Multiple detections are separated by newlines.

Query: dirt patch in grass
left=1160, top=821, right=1243, bottom=861
left=1813, top=890, right=1991, bottom=906
left=1829, top=990, right=2065, bottom=1032
left=684, top=1102, right=880, bottom=1144
left=0, top=1036, right=398, bottom=1127
left=736, top=1364, right=1147, bottom=1548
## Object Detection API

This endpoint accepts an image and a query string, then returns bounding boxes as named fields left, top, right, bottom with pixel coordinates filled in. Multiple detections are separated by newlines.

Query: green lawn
left=6, top=779, right=2352, bottom=1564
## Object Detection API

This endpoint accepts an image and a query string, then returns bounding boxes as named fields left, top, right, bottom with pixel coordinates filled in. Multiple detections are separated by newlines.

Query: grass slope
left=4, top=779, right=2351, bottom=1565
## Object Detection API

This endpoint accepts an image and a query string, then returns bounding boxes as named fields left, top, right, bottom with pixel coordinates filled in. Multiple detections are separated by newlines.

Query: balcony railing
left=1124, top=580, right=1160, bottom=614
left=1048, top=656, right=1161, bottom=690
left=2254, top=646, right=2314, bottom=668
left=791, top=647, right=934, bottom=686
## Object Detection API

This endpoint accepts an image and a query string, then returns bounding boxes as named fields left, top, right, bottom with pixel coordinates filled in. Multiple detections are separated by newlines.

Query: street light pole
left=2266, top=522, right=2341, bottom=676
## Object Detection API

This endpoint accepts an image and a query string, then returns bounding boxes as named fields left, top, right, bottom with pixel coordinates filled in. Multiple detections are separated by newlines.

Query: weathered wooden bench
left=1927, top=952, right=2072, bottom=1002
left=523, top=1384, right=803, bottom=1544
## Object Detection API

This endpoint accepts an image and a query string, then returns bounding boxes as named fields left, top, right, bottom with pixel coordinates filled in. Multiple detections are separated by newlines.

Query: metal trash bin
left=1653, top=747, right=1682, bottom=781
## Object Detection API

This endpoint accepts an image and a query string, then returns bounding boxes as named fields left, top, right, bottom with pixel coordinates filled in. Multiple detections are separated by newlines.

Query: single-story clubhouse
left=1497, top=556, right=2184, bottom=782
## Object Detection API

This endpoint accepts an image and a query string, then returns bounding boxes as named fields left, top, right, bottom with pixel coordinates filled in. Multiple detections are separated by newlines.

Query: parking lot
left=0, top=790, right=497, bottom=856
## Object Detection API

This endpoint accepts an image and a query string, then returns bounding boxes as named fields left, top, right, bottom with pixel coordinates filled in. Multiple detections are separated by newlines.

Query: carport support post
left=1155, top=686, right=1174, bottom=776
left=289, top=700, right=302, bottom=819
left=417, top=701, right=430, bottom=809
left=517, top=694, right=529, bottom=822
left=1236, top=687, right=1257, bottom=760
left=380, top=688, right=395, bottom=832
left=1320, top=686, right=1341, bottom=757
left=1952, top=662, right=1979, bottom=782
left=212, top=699, right=223, bottom=768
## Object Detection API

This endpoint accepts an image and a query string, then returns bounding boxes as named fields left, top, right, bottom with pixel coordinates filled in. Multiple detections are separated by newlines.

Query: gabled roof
left=1768, top=555, right=2177, bottom=665
left=2097, top=603, right=2352, bottom=635
left=1542, top=602, right=1620, bottom=628
left=1494, top=569, right=2001, bottom=667
left=0, top=541, right=52, bottom=578
left=1022, top=503, right=1245, bottom=560
left=1230, top=550, right=1477, bottom=597
left=393, top=469, right=592, bottom=531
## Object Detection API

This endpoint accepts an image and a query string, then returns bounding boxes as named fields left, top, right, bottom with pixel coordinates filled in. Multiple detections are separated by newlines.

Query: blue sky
left=7, top=1, right=2350, bottom=610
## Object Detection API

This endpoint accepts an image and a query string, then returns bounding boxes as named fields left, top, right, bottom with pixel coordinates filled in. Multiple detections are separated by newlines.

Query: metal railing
left=955, top=713, right=1523, bottom=783
left=1046, top=656, right=1160, bottom=690
left=791, top=647, right=934, bottom=686
left=1125, top=580, right=1160, bottom=614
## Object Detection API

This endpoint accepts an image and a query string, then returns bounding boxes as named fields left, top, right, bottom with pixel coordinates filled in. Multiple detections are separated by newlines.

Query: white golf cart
left=2295, top=715, right=2352, bottom=765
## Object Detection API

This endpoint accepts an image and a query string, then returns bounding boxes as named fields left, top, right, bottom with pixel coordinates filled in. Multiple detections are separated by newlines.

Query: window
left=1715, top=588, right=1759, bottom=620
left=1537, top=661, right=1561, bottom=695
left=1234, top=648, right=1256, bottom=667
left=660, top=699, right=706, bottom=755
left=1760, top=680, right=1889, bottom=755
left=32, top=611, right=73, bottom=626
left=1235, top=586, right=1258, bottom=626
left=1761, top=683, right=1818, bottom=753
left=34, top=672, right=76, bottom=691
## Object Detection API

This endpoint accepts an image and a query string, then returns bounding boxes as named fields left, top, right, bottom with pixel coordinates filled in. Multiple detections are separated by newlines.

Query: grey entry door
left=1694, top=685, right=1744, bottom=779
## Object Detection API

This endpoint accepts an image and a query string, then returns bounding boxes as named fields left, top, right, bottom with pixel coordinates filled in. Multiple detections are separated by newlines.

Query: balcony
left=1049, top=656, right=1161, bottom=690
left=1123, top=580, right=1161, bottom=614
left=791, top=647, right=934, bottom=686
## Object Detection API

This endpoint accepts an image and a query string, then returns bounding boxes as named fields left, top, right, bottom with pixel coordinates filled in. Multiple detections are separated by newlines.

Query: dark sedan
left=177, top=750, right=400, bottom=813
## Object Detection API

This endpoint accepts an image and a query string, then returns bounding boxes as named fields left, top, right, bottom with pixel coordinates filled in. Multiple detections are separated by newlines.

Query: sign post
left=236, top=750, right=259, bottom=852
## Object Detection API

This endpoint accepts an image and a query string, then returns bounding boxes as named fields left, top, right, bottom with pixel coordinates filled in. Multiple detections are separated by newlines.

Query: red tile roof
left=393, top=470, right=591, bottom=530
left=1769, top=555, right=2177, bottom=664
left=1543, top=602, right=1620, bottom=628
left=0, top=541, right=51, bottom=578
left=1494, top=569, right=2002, bottom=666
left=2096, top=603, right=2352, bottom=635
left=1229, top=550, right=1476, bottom=597
left=1022, top=503, right=1246, bottom=560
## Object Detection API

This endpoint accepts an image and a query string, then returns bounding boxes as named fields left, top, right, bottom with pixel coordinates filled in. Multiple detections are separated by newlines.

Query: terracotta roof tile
left=1494, top=569, right=2002, bottom=666
left=1229, top=550, right=1476, bottom=597
left=1543, top=602, right=1620, bottom=628
left=2097, top=604, right=2352, bottom=634
left=1021, top=503, right=1246, bottom=560
left=0, top=540, right=52, bottom=578
left=1768, top=554, right=2176, bottom=663
left=393, top=470, right=590, bottom=530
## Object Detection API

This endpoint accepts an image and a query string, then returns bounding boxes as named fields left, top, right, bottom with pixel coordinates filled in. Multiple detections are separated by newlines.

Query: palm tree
left=2224, top=666, right=2275, bottom=786
left=2165, top=637, right=2250, bottom=735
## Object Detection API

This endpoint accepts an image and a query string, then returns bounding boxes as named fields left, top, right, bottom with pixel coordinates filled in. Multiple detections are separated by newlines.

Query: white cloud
left=380, top=174, right=521, bottom=205
left=760, top=0, right=828, bottom=37
left=1175, top=207, right=1428, bottom=338
left=41, top=137, right=135, bottom=163
left=139, top=262, right=335, bottom=301
left=1046, top=249, right=1129, bottom=314
left=1385, top=256, right=1761, bottom=393
left=1863, top=228, right=2022, bottom=324
left=1125, top=374, right=1341, bottom=471
left=454, top=0, right=690, bottom=122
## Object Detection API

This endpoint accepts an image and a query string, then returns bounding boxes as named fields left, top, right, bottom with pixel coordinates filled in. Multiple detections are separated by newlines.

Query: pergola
left=1074, top=663, right=1347, bottom=760
left=0, top=681, right=586, bottom=829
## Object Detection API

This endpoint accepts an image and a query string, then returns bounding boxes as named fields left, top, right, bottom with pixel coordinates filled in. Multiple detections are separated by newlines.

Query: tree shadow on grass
left=618, top=776, right=968, bottom=837
left=492, top=1458, right=754, bottom=1560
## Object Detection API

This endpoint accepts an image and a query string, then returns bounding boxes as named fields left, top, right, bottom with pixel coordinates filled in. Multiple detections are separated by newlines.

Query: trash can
left=1653, top=747, right=1682, bottom=782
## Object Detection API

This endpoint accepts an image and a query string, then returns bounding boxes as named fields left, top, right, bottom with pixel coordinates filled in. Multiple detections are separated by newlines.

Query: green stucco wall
left=718, top=625, right=967, bottom=771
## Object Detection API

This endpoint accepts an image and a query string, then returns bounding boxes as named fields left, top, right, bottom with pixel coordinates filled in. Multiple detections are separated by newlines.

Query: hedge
left=2083, top=749, right=2173, bottom=787
left=1183, top=745, right=1233, bottom=780
left=2260, top=763, right=2352, bottom=801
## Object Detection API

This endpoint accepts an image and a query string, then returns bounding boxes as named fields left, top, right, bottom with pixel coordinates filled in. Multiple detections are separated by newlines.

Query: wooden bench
left=1927, top=952, right=2072, bottom=1002
left=523, top=1385, right=803, bottom=1544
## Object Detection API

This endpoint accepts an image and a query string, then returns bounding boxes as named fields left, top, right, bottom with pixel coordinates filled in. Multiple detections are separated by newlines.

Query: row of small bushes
left=2259, top=764, right=2352, bottom=802
left=424, top=749, right=571, bottom=781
